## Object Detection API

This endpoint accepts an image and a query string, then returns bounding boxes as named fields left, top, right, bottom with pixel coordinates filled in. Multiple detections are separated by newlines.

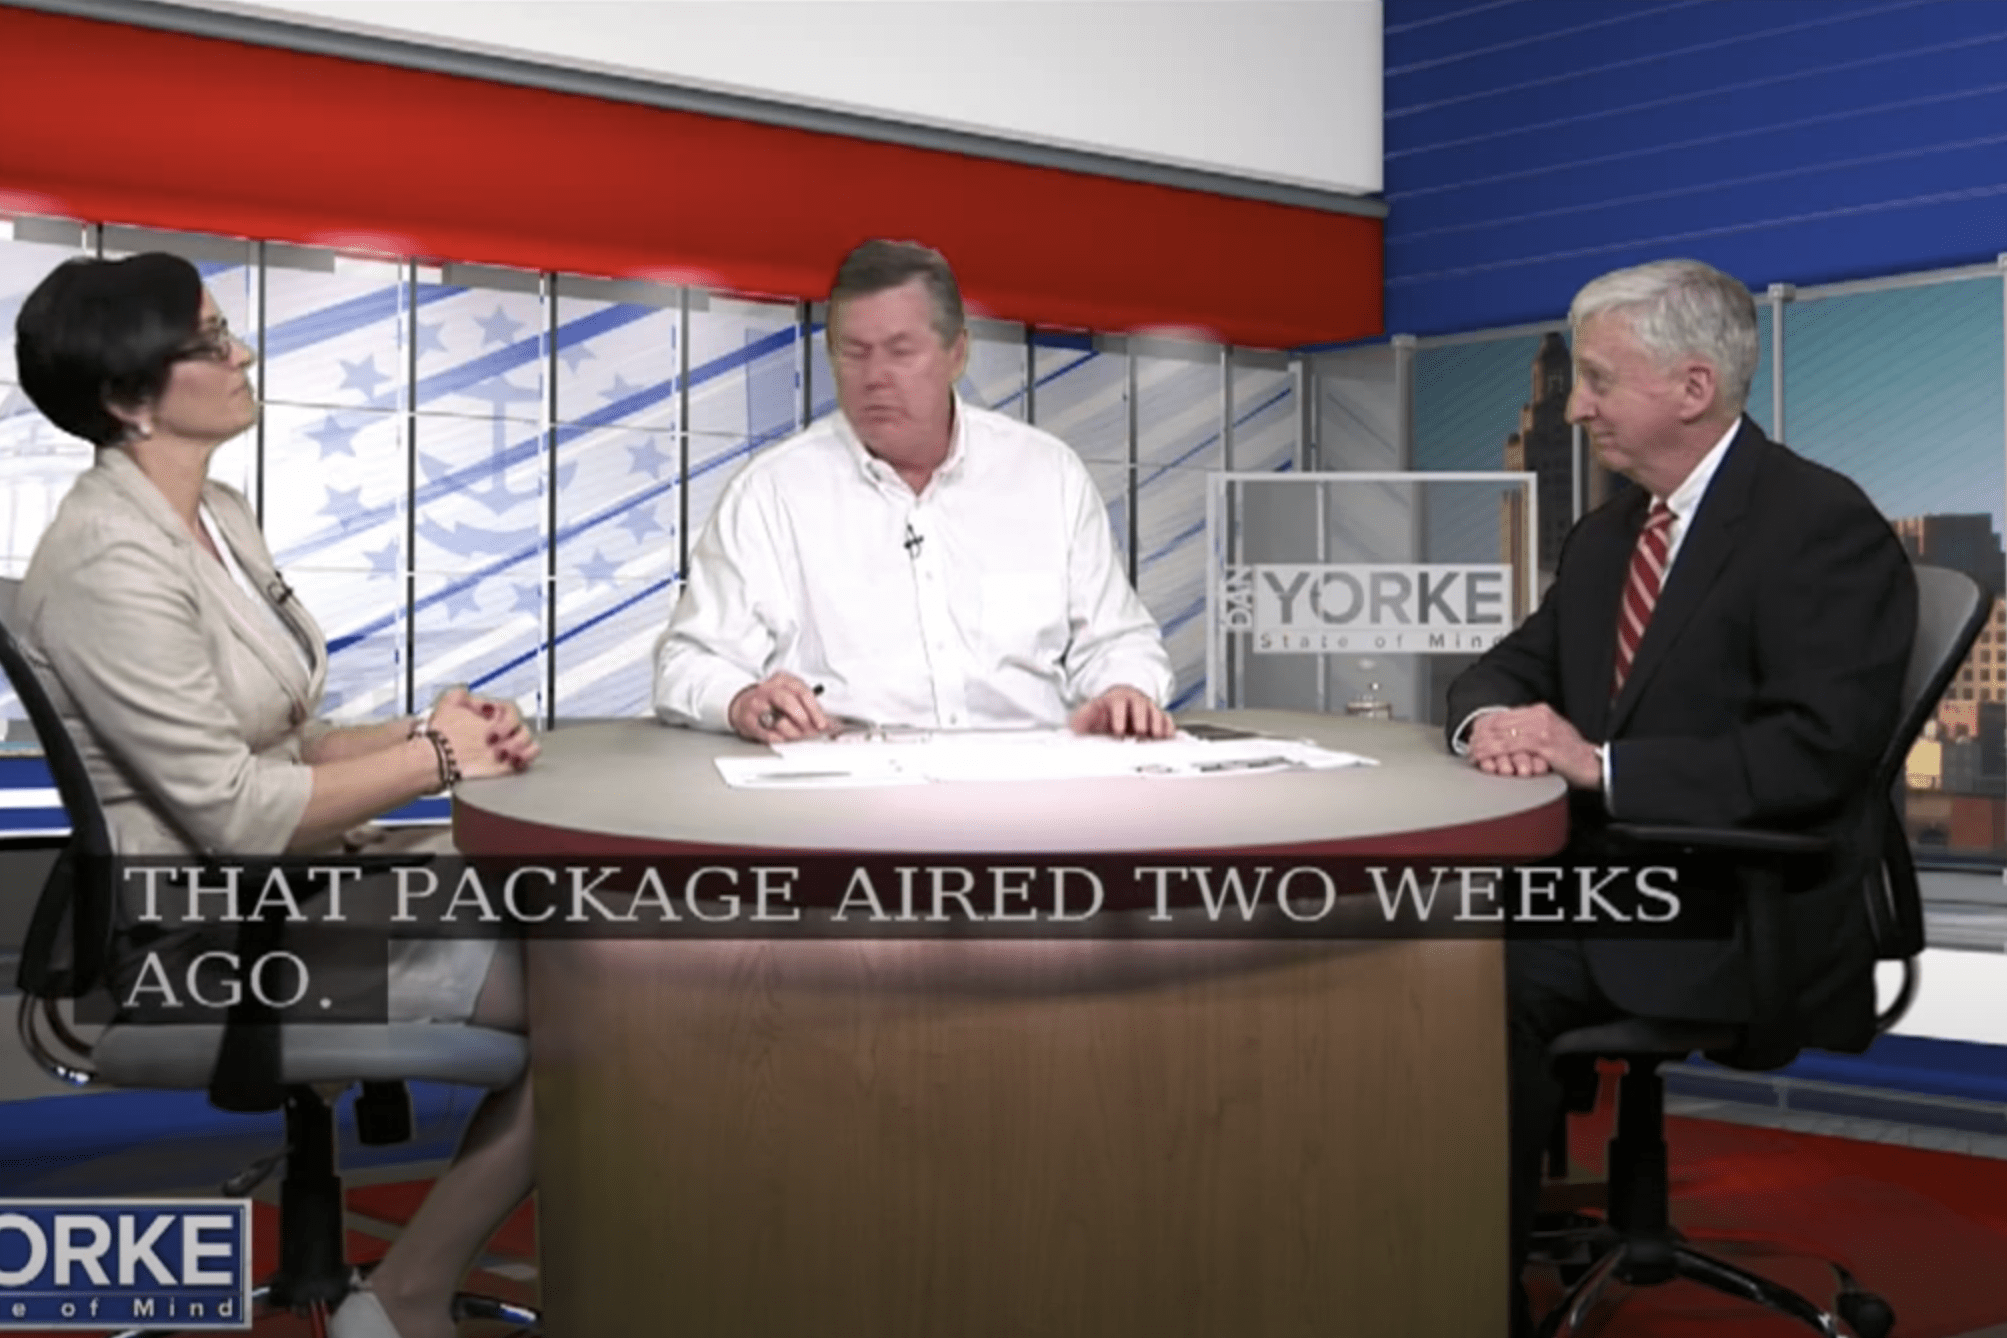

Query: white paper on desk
left=713, top=756, right=924, bottom=789
left=773, top=729, right=1146, bottom=782
left=769, top=729, right=1376, bottom=783
left=1132, top=737, right=1378, bottom=779
left=915, top=736, right=1162, bottom=783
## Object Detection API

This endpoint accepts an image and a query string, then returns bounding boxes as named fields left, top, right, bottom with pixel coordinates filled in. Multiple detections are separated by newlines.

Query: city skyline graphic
left=1414, top=275, right=2007, bottom=541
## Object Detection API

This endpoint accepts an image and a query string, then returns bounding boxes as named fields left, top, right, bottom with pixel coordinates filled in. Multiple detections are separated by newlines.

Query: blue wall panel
left=1386, top=0, right=2007, bottom=335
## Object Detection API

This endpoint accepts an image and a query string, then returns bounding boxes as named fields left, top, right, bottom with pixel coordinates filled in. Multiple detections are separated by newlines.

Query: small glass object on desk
left=1344, top=659, right=1394, bottom=721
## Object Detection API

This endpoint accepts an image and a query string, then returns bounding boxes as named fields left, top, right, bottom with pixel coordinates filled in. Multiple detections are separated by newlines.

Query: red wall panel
left=0, top=6, right=1381, bottom=349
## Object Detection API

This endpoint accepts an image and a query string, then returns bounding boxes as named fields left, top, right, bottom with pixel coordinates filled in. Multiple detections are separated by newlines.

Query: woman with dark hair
left=12, top=252, right=537, bottom=1338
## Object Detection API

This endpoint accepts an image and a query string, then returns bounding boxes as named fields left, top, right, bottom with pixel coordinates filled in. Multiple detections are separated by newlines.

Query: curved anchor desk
left=454, top=710, right=1568, bottom=1338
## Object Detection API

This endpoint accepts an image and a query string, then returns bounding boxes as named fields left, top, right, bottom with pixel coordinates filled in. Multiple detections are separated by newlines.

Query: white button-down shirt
left=653, top=398, right=1175, bottom=732
left=1652, top=416, right=1739, bottom=573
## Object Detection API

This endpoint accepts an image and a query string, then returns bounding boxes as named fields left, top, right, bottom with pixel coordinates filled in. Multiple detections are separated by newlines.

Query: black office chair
left=1531, top=563, right=1992, bottom=1338
left=0, top=578, right=541, bottom=1337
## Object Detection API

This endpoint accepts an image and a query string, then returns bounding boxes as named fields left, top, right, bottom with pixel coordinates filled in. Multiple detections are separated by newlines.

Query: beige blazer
left=16, top=447, right=335, bottom=856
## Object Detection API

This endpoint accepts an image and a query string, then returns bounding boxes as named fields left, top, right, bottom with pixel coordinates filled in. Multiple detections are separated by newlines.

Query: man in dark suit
left=1442, top=258, right=1917, bottom=1336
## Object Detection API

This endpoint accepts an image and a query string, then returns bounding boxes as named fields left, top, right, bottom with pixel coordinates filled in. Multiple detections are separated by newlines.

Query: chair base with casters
left=72, top=1020, right=541, bottom=1338
left=1533, top=1018, right=1894, bottom=1338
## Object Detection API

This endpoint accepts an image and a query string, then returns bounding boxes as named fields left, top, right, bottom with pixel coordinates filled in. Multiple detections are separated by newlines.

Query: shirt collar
left=1659, top=416, right=1742, bottom=523
left=835, top=394, right=970, bottom=492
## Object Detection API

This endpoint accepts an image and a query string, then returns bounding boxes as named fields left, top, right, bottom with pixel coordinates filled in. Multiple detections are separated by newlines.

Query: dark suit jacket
left=1446, top=418, right=1917, bottom=1052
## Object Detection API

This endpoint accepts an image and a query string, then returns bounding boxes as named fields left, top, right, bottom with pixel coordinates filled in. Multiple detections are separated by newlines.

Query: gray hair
left=1569, top=259, right=1759, bottom=415
left=828, top=239, right=965, bottom=347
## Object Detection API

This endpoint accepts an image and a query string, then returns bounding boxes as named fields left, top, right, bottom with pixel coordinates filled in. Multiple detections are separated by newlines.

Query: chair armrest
left=206, top=851, right=439, bottom=1114
left=1606, top=822, right=1831, bottom=1071
left=1605, top=823, right=1830, bottom=860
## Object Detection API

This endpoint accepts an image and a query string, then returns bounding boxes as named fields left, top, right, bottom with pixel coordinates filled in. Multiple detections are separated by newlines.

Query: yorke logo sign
left=1221, top=564, right=1513, bottom=654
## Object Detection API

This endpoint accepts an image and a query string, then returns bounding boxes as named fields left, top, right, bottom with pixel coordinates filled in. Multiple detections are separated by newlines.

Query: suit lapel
left=1605, top=420, right=1762, bottom=735
left=197, top=488, right=327, bottom=714
left=95, top=451, right=324, bottom=724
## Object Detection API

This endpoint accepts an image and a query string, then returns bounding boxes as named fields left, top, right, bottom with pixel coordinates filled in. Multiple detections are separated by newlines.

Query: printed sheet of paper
left=1128, top=736, right=1378, bottom=780
left=712, top=755, right=924, bottom=789
left=709, top=728, right=1377, bottom=788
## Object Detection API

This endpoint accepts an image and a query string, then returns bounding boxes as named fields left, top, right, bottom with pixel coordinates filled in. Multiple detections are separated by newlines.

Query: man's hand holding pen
left=729, top=673, right=830, bottom=743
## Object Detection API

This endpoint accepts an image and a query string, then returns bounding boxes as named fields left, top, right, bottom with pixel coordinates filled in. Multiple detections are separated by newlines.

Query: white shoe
left=328, top=1288, right=404, bottom=1338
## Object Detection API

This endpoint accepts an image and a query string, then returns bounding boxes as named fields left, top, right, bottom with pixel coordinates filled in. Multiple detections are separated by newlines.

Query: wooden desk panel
left=528, top=934, right=1506, bottom=1337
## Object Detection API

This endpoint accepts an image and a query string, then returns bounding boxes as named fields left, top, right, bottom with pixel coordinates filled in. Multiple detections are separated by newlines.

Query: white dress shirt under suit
left=653, top=398, right=1175, bottom=732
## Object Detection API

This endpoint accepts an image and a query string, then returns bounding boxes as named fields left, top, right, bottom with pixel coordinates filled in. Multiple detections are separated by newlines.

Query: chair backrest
left=0, top=576, right=118, bottom=999
left=1863, top=564, right=1993, bottom=973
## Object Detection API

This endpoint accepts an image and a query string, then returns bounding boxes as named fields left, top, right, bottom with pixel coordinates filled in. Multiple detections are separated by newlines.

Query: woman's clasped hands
left=423, top=686, right=540, bottom=781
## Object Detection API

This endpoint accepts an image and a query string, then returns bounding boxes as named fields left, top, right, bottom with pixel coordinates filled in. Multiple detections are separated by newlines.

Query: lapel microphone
left=265, top=574, right=295, bottom=606
left=903, top=524, right=925, bottom=559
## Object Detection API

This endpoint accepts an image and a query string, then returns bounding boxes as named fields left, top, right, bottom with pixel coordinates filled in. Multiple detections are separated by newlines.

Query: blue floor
left=0, top=1081, right=485, bottom=1196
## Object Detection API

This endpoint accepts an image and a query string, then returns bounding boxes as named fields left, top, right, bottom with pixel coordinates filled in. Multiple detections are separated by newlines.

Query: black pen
left=1193, top=756, right=1294, bottom=774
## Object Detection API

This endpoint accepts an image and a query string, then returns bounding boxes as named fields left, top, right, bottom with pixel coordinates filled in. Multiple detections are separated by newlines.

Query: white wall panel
left=163, top=0, right=1384, bottom=196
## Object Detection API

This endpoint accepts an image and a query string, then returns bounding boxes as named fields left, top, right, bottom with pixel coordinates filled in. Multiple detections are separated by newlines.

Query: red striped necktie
left=1613, top=501, right=1674, bottom=697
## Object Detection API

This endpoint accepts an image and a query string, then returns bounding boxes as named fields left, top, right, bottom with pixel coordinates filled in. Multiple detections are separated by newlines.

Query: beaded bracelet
left=409, top=712, right=459, bottom=788
left=422, top=728, right=462, bottom=788
left=427, top=726, right=461, bottom=790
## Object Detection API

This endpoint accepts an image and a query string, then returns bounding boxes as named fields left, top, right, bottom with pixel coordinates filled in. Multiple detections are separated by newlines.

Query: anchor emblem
left=414, top=372, right=571, bottom=562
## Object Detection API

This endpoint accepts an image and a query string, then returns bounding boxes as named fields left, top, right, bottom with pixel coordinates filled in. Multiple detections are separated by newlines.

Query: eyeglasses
left=176, top=317, right=245, bottom=364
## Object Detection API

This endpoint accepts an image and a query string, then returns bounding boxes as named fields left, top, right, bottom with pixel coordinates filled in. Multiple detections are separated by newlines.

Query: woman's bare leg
left=357, top=943, right=534, bottom=1338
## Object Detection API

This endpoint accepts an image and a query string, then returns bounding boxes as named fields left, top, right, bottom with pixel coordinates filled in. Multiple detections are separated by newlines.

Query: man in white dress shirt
left=653, top=239, right=1176, bottom=743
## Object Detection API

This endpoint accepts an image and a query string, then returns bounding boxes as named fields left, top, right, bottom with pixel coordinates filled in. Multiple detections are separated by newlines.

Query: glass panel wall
left=551, top=276, right=684, bottom=721
left=1784, top=276, right=2007, bottom=864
